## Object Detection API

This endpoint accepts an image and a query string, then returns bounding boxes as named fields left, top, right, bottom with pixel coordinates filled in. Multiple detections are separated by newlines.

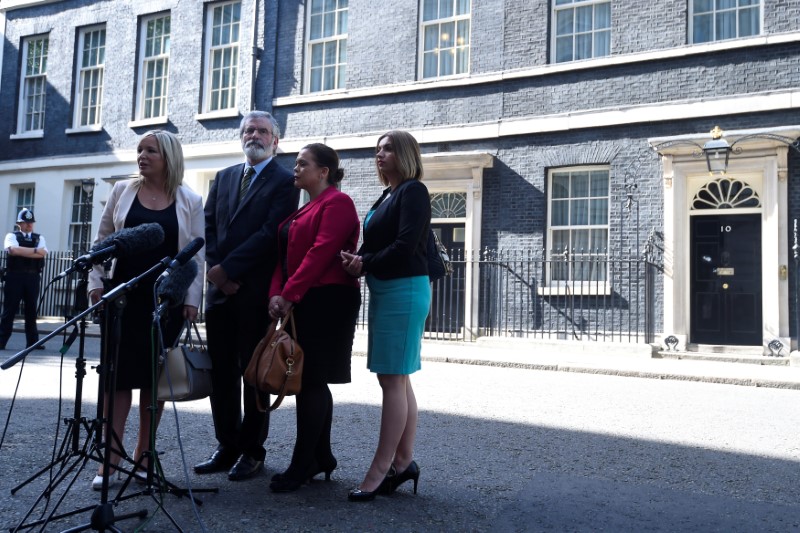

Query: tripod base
left=57, top=503, right=148, bottom=533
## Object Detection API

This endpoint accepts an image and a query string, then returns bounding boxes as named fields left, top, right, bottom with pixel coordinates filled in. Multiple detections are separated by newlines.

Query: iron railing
left=0, top=251, right=206, bottom=322
left=3, top=250, right=659, bottom=344
left=358, top=249, right=661, bottom=344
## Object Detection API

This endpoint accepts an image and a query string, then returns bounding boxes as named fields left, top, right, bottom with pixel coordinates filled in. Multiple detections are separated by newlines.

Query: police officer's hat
left=17, top=209, right=35, bottom=223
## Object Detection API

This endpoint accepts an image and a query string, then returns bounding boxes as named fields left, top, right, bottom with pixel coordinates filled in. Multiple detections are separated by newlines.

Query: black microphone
left=157, top=237, right=205, bottom=282
left=55, top=223, right=166, bottom=279
left=156, top=259, right=198, bottom=308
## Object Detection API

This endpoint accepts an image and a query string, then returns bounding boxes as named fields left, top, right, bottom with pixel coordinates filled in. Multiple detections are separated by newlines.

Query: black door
left=690, top=214, right=761, bottom=345
left=427, top=223, right=465, bottom=334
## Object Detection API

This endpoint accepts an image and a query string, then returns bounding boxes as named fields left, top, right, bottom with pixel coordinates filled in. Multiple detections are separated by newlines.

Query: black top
left=358, top=179, right=430, bottom=280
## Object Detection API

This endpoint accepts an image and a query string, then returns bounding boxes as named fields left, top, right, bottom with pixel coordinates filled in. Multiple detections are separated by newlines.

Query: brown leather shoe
left=227, top=454, right=264, bottom=481
left=194, top=450, right=238, bottom=474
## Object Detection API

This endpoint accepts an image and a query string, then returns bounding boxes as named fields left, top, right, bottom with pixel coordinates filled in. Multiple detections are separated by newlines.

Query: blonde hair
left=375, top=130, right=423, bottom=186
left=135, top=130, right=185, bottom=199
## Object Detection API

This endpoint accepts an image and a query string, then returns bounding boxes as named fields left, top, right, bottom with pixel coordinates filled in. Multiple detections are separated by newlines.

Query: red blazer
left=269, top=186, right=360, bottom=303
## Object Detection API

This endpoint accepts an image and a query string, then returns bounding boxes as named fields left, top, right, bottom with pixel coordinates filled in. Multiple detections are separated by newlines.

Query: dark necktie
left=240, top=166, right=255, bottom=202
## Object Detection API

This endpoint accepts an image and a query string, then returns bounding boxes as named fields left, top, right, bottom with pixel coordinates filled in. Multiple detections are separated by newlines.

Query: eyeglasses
left=243, top=127, right=273, bottom=137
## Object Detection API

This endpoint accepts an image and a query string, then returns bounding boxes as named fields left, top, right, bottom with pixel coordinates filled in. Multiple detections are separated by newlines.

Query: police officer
left=0, top=209, right=47, bottom=350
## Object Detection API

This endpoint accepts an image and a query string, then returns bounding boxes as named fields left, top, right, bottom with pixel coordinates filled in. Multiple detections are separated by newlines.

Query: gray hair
left=239, top=110, right=280, bottom=138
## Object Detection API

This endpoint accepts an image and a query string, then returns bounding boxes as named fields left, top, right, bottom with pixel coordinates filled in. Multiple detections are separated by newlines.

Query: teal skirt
left=366, top=275, right=431, bottom=375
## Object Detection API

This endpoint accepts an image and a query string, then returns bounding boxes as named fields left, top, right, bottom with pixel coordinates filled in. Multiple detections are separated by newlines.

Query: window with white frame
left=548, top=167, right=609, bottom=284
left=74, top=26, right=106, bottom=128
left=137, top=13, right=171, bottom=120
left=420, top=0, right=470, bottom=79
left=307, top=0, right=348, bottom=93
left=12, top=186, right=35, bottom=230
left=553, top=0, right=611, bottom=63
left=67, top=185, right=93, bottom=255
left=691, top=0, right=760, bottom=44
left=203, top=1, right=241, bottom=113
left=17, top=36, right=48, bottom=134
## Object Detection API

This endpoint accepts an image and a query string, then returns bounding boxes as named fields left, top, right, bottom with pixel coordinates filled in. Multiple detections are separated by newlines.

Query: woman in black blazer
left=341, top=131, right=430, bottom=501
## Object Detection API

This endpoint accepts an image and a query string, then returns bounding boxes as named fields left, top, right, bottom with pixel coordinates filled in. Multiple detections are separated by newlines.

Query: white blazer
left=87, top=179, right=205, bottom=308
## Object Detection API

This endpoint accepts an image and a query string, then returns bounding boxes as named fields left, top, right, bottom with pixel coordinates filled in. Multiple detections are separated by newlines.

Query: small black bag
left=427, top=229, right=453, bottom=282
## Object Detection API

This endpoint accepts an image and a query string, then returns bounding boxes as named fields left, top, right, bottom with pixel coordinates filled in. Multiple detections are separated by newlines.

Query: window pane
left=695, top=0, right=713, bottom=12
left=694, top=13, right=713, bottom=42
left=552, top=199, right=568, bottom=225
left=440, top=48, right=454, bottom=76
left=311, top=43, right=323, bottom=67
left=310, top=14, right=322, bottom=39
left=572, top=172, right=589, bottom=197
left=594, top=31, right=610, bottom=57
left=595, top=3, right=611, bottom=28
left=440, top=22, right=454, bottom=48
left=556, top=10, right=573, bottom=36
left=440, top=0, right=453, bottom=18
left=424, top=25, right=439, bottom=52
left=575, top=6, right=592, bottom=32
left=590, top=171, right=609, bottom=196
left=323, top=12, right=335, bottom=37
left=423, top=0, right=438, bottom=21
left=739, top=8, right=759, bottom=36
left=716, top=11, right=736, bottom=39
left=556, top=37, right=573, bottom=63
left=590, top=199, right=608, bottom=224
left=575, top=33, right=591, bottom=60
left=310, top=68, right=322, bottom=91
left=552, top=230, right=569, bottom=253
left=592, top=229, right=609, bottom=253
left=552, top=174, right=569, bottom=198
left=572, top=229, right=589, bottom=251
left=423, top=52, right=438, bottom=78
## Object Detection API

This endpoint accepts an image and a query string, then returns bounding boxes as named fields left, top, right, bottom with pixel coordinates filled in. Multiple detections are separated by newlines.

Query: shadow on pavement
left=1, top=394, right=799, bottom=532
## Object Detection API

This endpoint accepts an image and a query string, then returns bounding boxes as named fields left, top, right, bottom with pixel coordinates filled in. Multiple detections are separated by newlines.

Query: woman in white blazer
left=87, top=130, right=205, bottom=490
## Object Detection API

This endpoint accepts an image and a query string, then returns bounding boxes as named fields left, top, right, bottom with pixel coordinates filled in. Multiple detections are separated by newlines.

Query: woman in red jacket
left=267, top=143, right=361, bottom=492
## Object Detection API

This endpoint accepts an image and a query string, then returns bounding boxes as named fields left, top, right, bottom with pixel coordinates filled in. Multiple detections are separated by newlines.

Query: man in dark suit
left=196, top=110, right=299, bottom=481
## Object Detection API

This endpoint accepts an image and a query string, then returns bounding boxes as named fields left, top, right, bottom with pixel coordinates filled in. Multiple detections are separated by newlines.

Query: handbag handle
left=179, top=320, right=207, bottom=350
left=256, top=310, right=298, bottom=412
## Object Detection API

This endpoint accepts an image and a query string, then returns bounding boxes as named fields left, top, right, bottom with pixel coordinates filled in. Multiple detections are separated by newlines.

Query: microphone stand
left=6, top=265, right=94, bottom=497
left=2, top=260, right=180, bottom=532
left=110, top=295, right=217, bottom=532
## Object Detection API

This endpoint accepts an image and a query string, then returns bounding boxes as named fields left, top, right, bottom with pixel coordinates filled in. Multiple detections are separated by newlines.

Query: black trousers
left=0, top=271, right=40, bottom=347
left=205, top=296, right=271, bottom=461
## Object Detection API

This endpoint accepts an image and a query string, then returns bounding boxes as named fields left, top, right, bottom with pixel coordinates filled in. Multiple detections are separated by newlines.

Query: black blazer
left=358, top=179, right=430, bottom=280
left=204, top=158, right=299, bottom=309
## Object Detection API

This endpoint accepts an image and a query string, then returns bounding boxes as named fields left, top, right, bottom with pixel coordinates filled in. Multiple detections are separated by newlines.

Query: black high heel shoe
left=380, top=461, right=420, bottom=495
left=270, top=458, right=338, bottom=493
left=348, top=465, right=396, bottom=502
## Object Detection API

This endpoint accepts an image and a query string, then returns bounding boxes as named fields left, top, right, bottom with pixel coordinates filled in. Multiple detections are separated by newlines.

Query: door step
left=656, top=350, right=789, bottom=366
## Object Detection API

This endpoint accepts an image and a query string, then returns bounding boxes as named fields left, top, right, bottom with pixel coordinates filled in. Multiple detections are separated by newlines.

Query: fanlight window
left=692, top=178, right=760, bottom=210
left=431, top=192, right=466, bottom=218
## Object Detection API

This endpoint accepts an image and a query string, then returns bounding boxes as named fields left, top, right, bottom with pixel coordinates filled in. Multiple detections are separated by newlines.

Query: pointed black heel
left=270, top=457, right=338, bottom=492
left=312, top=456, right=337, bottom=481
left=381, top=461, right=420, bottom=495
left=348, top=465, right=396, bottom=502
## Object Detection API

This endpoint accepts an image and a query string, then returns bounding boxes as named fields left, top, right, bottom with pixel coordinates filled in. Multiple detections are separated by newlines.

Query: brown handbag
left=244, top=310, right=304, bottom=411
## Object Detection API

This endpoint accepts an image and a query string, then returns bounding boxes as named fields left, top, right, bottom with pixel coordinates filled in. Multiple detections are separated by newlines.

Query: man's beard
left=243, top=141, right=269, bottom=160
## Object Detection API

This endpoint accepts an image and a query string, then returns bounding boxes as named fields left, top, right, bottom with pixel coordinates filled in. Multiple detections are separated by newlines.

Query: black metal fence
left=3, top=250, right=659, bottom=344
left=359, top=249, right=661, bottom=344
left=0, top=251, right=82, bottom=320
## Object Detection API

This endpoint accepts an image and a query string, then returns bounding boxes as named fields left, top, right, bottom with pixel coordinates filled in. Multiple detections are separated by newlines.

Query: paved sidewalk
left=16, top=317, right=800, bottom=391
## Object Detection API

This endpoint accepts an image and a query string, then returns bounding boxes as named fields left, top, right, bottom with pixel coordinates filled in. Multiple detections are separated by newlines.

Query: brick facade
left=1, top=0, right=799, bottom=346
